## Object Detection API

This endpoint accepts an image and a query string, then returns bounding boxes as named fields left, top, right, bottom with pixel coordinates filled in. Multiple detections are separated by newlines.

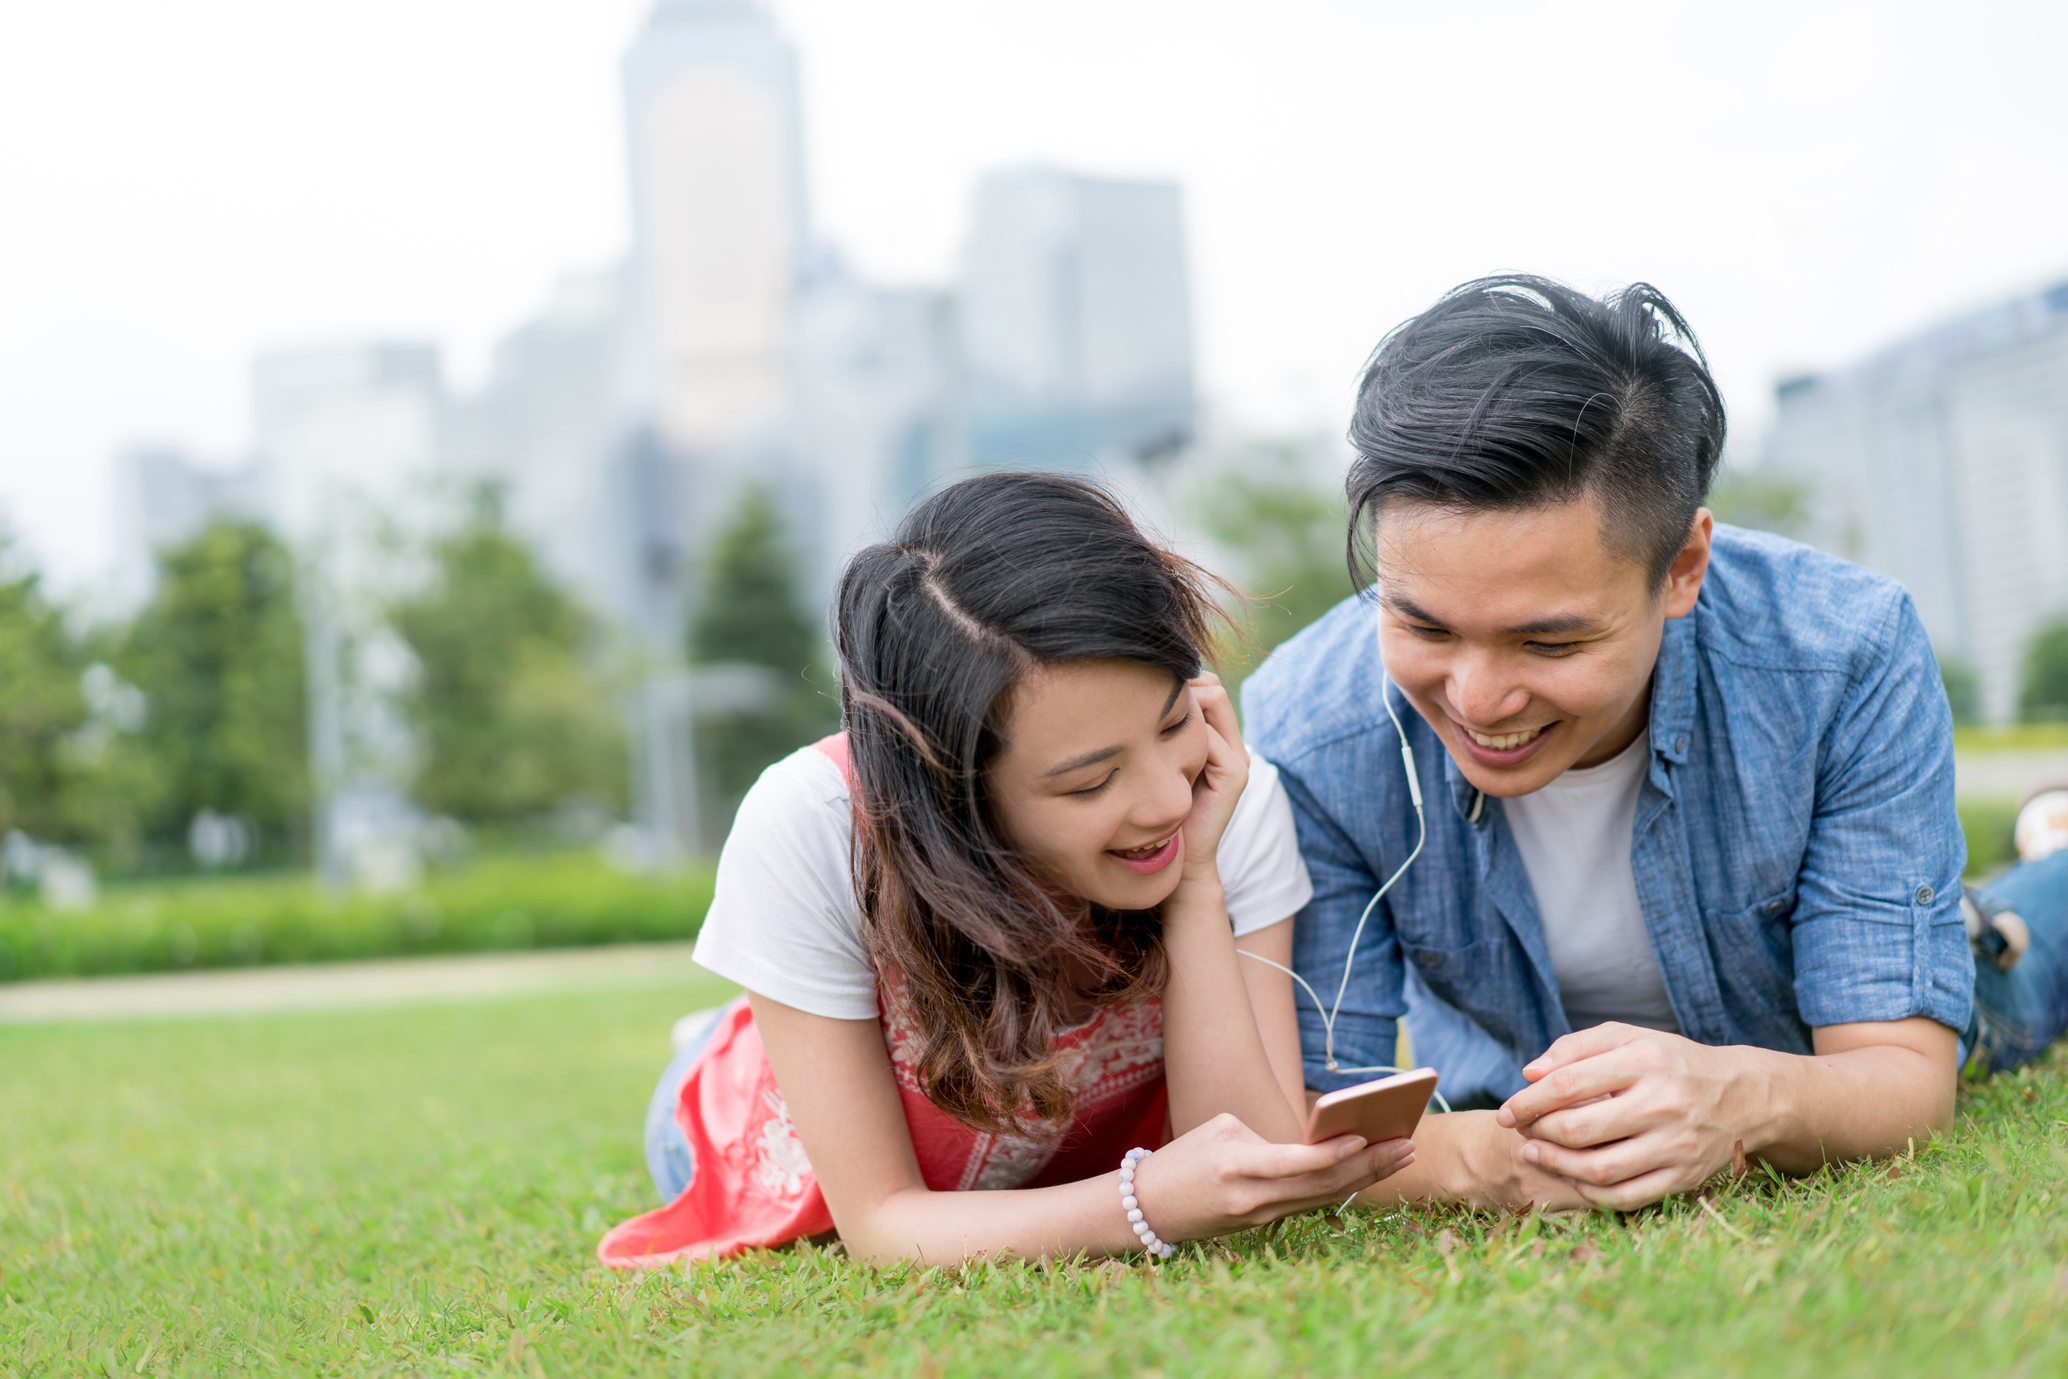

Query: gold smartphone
left=1302, top=1067, right=1439, bottom=1145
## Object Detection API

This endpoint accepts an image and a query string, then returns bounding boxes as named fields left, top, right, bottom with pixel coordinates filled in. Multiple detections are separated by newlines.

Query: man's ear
left=1660, top=509, right=1713, bottom=619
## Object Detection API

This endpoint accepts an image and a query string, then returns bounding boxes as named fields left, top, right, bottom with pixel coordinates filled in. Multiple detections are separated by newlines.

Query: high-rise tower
left=960, top=167, right=1196, bottom=471
left=621, top=0, right=808, bottom=457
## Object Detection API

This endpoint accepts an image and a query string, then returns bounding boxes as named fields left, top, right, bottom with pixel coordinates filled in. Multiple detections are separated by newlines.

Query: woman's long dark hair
left=835, top=472, right=1222, bottom=1135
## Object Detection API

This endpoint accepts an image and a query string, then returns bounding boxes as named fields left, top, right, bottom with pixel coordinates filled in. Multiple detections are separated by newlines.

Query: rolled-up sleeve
left=1791, top=592, right=1973, bottom=1033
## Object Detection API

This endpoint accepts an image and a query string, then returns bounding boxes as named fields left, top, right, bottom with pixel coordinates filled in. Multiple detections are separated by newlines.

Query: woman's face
left=987, top=659, right=1207, bottom=911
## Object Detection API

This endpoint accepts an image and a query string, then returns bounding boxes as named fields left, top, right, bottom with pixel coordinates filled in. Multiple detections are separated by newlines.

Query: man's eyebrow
left=1385, top=594, right=1601, bottom=638
left=1383, top=594, right=1443, bottom=626
left=1042, top=679, right=1187, bottom=778
left=1501, top=612, right=1601, bottom=637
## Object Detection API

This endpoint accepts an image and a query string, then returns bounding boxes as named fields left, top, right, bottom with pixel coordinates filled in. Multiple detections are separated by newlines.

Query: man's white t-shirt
left=1502, top=730, right=1680, bottom=1033
left=692, top=744, right=1315, bottom=1020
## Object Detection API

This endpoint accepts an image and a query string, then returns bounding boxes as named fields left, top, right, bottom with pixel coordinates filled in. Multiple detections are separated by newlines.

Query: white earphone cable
left=1236, top=665, right=1446, bottom=1112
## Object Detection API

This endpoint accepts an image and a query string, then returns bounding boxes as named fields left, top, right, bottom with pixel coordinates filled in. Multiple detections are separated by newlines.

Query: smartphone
left=1302, top=1067, right=1439, bottom=1146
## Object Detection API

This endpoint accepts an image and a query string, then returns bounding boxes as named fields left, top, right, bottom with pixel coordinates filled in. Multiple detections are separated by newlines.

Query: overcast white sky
left=3, top=0, right=2066, bottom=598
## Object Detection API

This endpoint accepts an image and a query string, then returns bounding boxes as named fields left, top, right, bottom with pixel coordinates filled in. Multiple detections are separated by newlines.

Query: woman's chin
left=1083, top=862, right=1185, bottom=912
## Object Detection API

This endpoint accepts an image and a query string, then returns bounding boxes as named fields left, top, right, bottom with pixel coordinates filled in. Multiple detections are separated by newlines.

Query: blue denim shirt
left=1243, top=525, right=1973, bottom=1103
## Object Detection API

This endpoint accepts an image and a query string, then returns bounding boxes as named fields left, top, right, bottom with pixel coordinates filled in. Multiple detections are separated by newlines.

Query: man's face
left=1371, top=494, right=1711, bottom=798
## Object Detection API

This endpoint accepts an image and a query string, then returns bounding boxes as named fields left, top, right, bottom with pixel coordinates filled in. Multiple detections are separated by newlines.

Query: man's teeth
left=1466, top=725, right=1545, bottom=751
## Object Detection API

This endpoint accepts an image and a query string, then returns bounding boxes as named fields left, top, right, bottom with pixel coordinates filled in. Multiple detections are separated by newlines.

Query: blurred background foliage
left=2018, top=616, right=2068, bottom=723
left=0, top=451, right=2050, bottom=979
left=0, top=851, right=713, bottom=983
left=1198, top=443, right=1357, bottom=687
left=113, top=521, right=309, bottom=866
left=390, top=490, right=625, bottom=828
left=687, top=484, right=839, bottom=834
left=0, top=563, right=93, bottom=846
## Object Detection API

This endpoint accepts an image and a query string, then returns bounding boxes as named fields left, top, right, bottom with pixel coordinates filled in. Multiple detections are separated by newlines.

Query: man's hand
left=1360, top=1109, right=1593, bottom=1214
left=1495, top=1023, right=1764, bottom=1211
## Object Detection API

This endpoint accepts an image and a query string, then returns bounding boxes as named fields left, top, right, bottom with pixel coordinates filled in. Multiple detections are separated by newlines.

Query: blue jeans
left=1965, top=848, right=2068, bottom=1076
left=642, top=1001, right=736, bottom=1201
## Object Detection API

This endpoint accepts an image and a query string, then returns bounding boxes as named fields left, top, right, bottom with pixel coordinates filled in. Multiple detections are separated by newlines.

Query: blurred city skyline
left=5, top=0, right=2068, bottom=597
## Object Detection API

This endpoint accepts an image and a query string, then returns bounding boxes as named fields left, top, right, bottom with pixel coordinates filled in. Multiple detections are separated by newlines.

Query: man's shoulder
left=1699, top=524, right=1917, bottom=675
left=1241, top=593, right=1397, bottom=764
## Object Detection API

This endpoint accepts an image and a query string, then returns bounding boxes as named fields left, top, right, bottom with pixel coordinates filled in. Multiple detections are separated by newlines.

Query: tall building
left=253, top=342, right=446, bottom=553
left=790, top=261, right=964, bottom=602
left=252, top=341, right=448, bottom=888
left=622, top=0, right=807, bottom=461
left=960, top=166, right=1196, bottom=471
left=110, top=446, right=269, bottom=608
left=1764, top=281, right=2068, bottom=722
left=448, top=269, right=634, bottom=630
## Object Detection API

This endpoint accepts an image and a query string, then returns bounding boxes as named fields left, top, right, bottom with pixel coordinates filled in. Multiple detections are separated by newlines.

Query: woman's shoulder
left=732, top=740, right=852, bottom=835
left=1217, top=749, right=1314, bottom=936
left=694, top=741, right=878, bottom=1021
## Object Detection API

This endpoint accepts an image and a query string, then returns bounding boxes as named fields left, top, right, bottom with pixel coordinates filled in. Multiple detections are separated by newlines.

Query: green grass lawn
left=4, top=983, right=2065, bottom=1378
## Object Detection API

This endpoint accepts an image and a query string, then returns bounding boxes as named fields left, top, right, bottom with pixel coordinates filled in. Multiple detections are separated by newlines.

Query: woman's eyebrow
left=1043, top=745, right=1121, bottom=778
left=1041, top=680, right=1186, bottom=777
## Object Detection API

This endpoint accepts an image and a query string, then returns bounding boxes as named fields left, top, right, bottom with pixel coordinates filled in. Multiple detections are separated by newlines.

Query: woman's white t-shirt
left=692, top=744, right=1316, bottom=1020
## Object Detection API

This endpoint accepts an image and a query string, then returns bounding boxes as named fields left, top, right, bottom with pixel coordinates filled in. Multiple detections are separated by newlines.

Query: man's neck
left=1571, top=675, right=1654, bottom=769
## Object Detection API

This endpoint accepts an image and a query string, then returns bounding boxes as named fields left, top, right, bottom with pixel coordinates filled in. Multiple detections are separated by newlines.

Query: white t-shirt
left=1503, top=730, right=1680, bottom=1033
left=693, top=744, right=1315, bottom=1020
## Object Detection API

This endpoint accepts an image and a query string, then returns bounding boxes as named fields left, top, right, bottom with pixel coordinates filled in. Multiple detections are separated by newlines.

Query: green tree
left=390, top=493, right=624, bottom=825
left=118, top=521, right=309, bottom=859
left=689, top=486, right=836, bottom=834
left=2019, top=617, right=2068, bottom=723
left=1198, top=455, right=1357, bottom=685
left=1707, top=470, right=1813, bottom=541
left=0, top=563, right=90, bottom=843
left=1937, top=651, right=1981, bottom=727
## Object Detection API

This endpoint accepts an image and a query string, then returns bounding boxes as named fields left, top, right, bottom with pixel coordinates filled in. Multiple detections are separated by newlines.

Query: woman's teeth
left=1113, top=834, right=1176, bottom=860
left=1465, top=725, right=1545, bottom=750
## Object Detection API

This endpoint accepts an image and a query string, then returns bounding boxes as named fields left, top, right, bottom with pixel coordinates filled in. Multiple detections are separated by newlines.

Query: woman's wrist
left=1164, top=865, right=1226, bottom=921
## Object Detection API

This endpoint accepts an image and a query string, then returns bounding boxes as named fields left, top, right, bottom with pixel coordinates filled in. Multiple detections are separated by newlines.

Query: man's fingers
left=1574, top=1164, right=1685, bottom=1213
left=1499, top=1054, right=1639, bottom=1128
left=1522, top=1022, right=1645, bottom=1081
left=1522, top=1132, right=1665, bottom=1188
left=1516, top=1095, right=1652, bottom=1151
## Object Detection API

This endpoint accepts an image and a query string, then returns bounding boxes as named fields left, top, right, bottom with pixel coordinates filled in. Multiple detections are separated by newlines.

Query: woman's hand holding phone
left=1122, top=1112, right=1416, bottom=1245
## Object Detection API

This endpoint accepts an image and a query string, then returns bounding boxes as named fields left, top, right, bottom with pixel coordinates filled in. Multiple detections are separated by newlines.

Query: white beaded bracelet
left=1118, top=1147, right=1176, bottom=1259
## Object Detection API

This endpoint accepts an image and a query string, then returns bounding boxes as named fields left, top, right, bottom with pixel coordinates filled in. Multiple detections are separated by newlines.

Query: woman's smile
left=1106, top=830, right=1181, bottom=875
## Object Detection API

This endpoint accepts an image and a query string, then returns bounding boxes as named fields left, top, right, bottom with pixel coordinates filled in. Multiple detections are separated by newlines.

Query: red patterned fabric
left=597, top=734, right=1170, bottom=1268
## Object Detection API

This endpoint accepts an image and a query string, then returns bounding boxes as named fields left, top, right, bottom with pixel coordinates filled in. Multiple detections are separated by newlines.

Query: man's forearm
left=1746, top=1032, right=1957, bottom=1173
left=1498, top=1018, right=1961, bottom=1209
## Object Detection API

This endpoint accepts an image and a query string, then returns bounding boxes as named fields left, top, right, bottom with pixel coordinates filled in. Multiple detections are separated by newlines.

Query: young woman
left=599, top=472, right=1413, bottom=1267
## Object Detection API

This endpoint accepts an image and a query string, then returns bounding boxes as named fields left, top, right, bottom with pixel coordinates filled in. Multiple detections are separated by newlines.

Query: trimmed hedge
left=0, top=852, right=713, bottom=983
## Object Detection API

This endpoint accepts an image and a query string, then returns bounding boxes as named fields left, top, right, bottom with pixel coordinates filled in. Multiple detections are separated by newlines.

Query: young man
left=1243, top=276, right=2067, bottom=1212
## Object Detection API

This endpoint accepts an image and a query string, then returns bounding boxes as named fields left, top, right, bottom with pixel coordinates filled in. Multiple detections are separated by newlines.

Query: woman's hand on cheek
left=1178, top=675, right=1249, bottom=883
left=1126, top=1112, right=1414, bottom=1246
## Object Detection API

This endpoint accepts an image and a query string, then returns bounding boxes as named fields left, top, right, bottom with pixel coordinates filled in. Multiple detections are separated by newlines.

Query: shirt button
left=1674, top=736, right=1687, bottom=753
left=1416, top=951, right=1441, bottom=968
left=1915, top=885, right=1935, bottom=906
left=1765, top=899, right=1784, bottom=916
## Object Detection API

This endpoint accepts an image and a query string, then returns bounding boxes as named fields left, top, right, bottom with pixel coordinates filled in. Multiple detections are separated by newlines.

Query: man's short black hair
left=1346, top=275, right=1726, bottom=588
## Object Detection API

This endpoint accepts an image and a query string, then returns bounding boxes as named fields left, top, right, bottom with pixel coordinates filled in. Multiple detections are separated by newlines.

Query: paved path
left=0, top=941, right=710, bottom=1024
left=1957, top=750, right=2068, bottom=802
